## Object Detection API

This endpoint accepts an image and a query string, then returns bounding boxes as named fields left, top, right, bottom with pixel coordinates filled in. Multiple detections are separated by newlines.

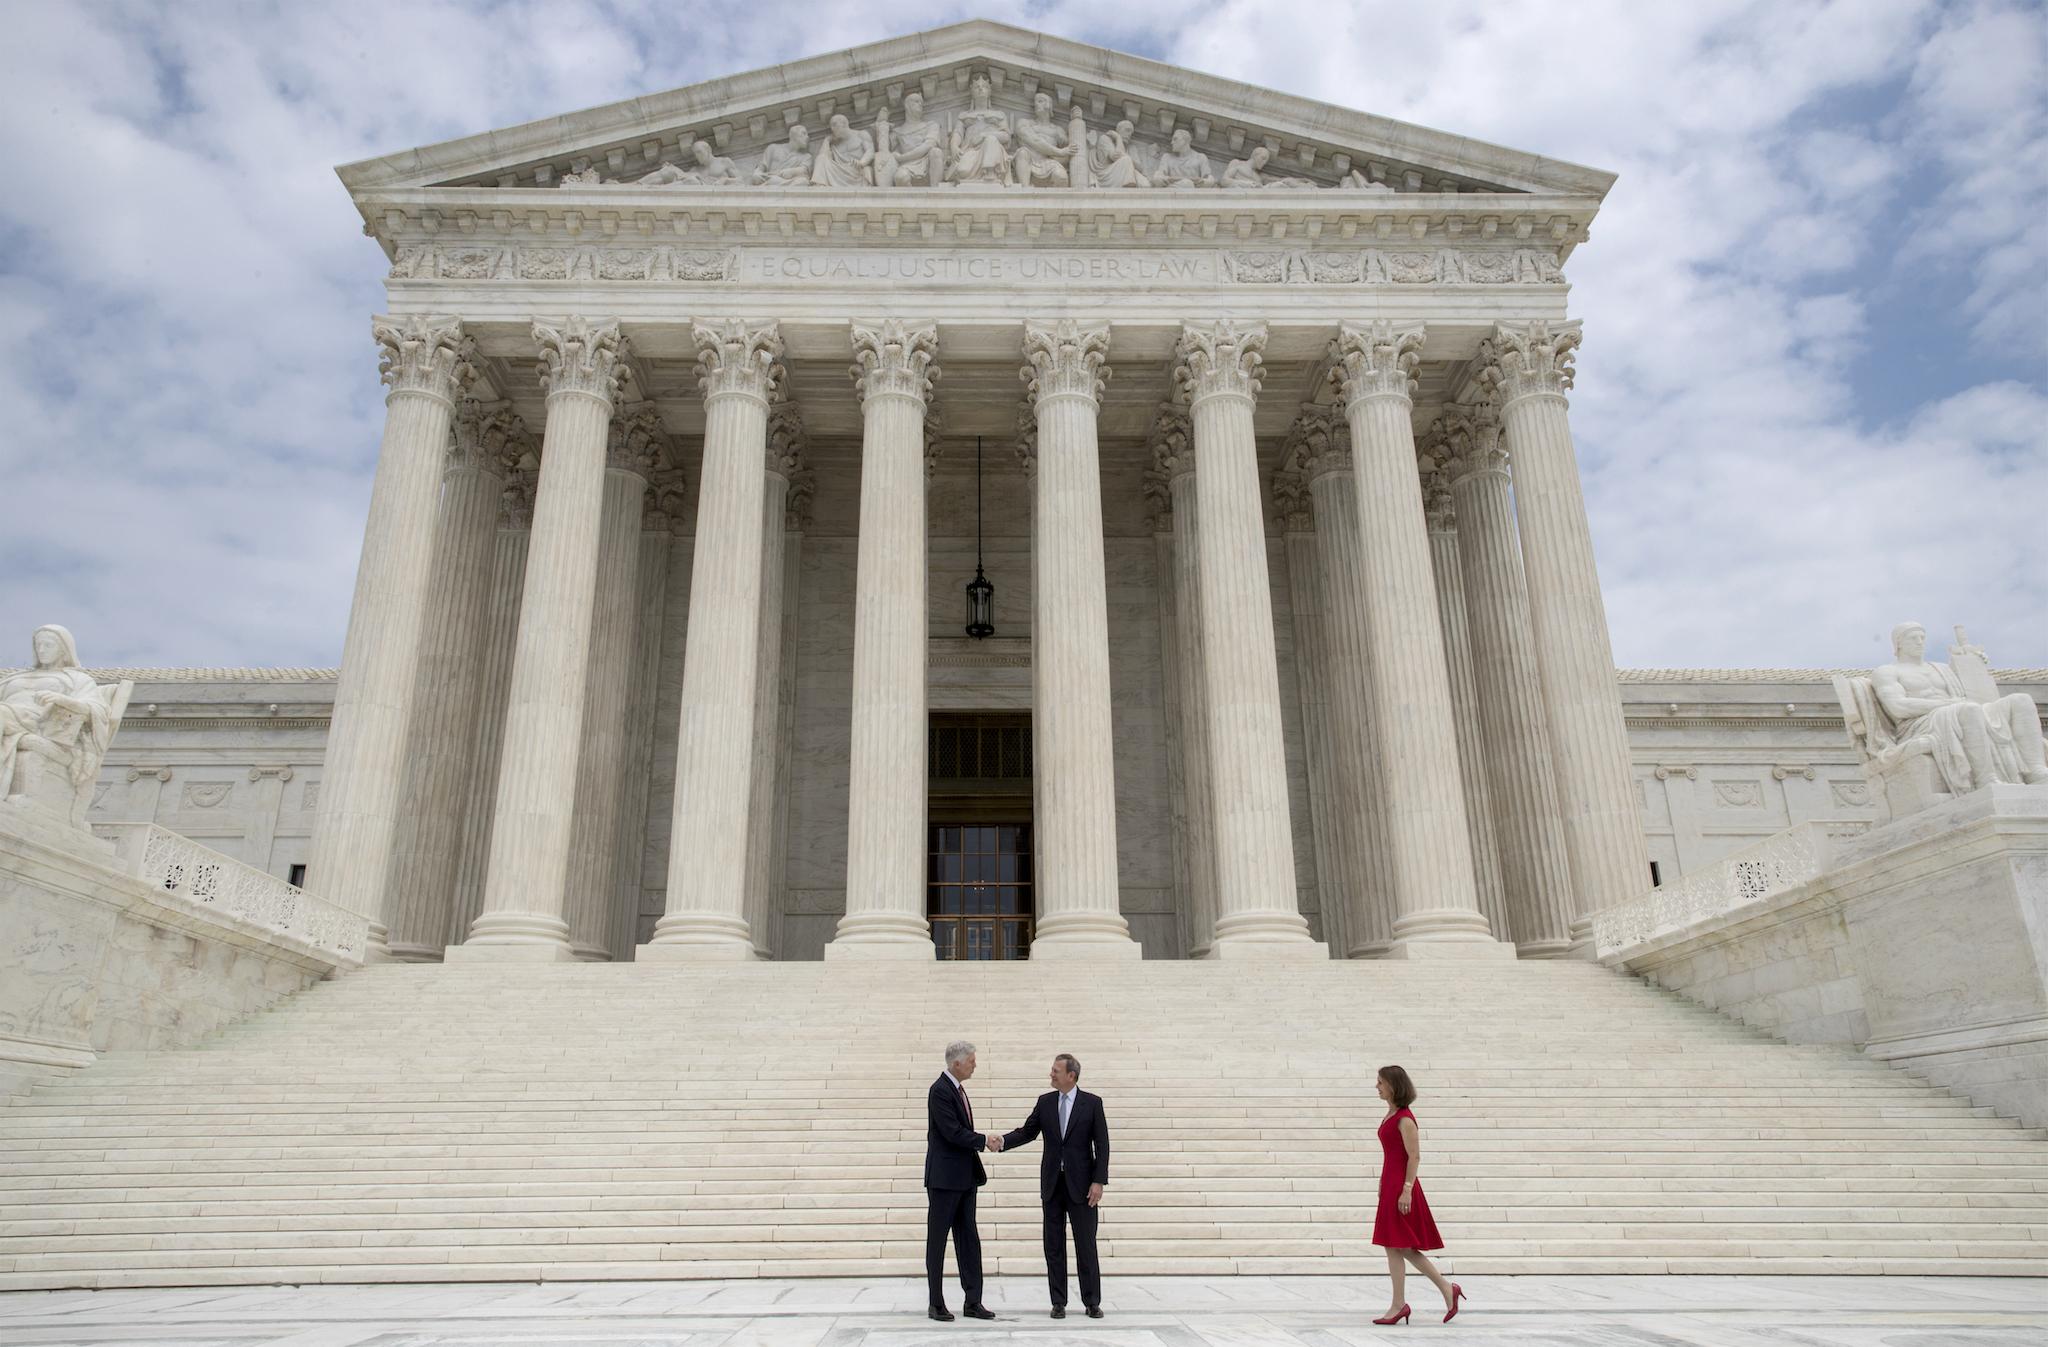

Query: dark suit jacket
left=924, top=1072, right=989, bottom=1191
left=1002, top=1088, right=1110, bottom=1204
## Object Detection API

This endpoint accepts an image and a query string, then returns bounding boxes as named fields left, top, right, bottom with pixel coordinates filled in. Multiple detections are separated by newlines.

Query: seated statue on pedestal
left=1834, top=622, right=2048, bottom=822
left=0, top=625, right=132, bottom=830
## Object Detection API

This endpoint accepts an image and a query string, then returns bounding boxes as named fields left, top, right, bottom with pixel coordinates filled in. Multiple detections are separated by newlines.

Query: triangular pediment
left=337, top=20, right=1613, bottom=201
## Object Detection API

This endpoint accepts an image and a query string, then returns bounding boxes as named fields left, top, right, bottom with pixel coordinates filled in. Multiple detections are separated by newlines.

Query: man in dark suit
left=925, top=1040, right=996, bottom=1322
left=1000, top=1052, right=1111, bottom=1319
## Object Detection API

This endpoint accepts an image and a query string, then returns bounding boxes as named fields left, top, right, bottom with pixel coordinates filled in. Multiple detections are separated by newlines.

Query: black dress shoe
left=928, top=1306, right=954, bottom=1321
left=1050, top=1306, right=1066, bottom=1319
left=962, top=1304, right=997, bottom=1320
left=1086, top=1306, right=1105, bottom=1319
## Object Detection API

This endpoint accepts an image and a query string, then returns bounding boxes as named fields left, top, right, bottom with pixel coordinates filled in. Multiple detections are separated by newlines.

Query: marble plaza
left=2, top=19, right=2046, bottom=1294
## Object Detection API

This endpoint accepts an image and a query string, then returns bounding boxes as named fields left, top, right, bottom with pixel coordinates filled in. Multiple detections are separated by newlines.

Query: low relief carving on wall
left=1712, top=780, right=1765, bottom=808
left=392, top=243, right=1564, bottom=287
left=181, top=782, right=233, bottom=810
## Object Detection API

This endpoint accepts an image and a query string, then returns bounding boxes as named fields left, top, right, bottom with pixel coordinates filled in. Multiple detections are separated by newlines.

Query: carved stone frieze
left=849, top=319, right=939, bottom=406
left=386, top=242, right=1564, bottom=288
left=533, top=316, right=630, bottom=406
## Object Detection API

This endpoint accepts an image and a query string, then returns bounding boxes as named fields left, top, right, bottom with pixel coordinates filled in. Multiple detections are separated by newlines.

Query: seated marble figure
left=1834, top=622, right=2048, bottom=822
left=0, top=625, right=132, bottom=830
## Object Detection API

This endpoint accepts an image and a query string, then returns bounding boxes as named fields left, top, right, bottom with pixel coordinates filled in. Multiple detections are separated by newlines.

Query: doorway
left=928, top=712, right=1033, bottom=961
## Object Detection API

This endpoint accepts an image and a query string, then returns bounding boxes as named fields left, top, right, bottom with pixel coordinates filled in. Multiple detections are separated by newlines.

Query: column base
left=1515, top=938, right=1579, bottom=960
left=643, top=911, right=754, bottom=961
left=446, top=911, right=576, bottom=962
left=1205, top=937, right=1329, bottom=961
left=570, top=942, right=612, bottom=963
left=363, top=920, right=394, bottom=963
left=384, top=942, right=443, bottom=964
left=1349, top=941, right=1396, bottom=960
left=638, top=940, right=756, bottom=963
left=1566, top=918, right=1599, bottom=960
left=824, top=911, right=933, bottom=960
left=1384, top=936, right=1517, bottom=961
left=1032, top=911, right=1142, bottom=958
left=1032, top=934, right=1144, bottom=960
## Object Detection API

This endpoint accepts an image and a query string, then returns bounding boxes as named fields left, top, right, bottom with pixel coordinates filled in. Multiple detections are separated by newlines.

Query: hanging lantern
left=965, top=435, right=996, bottom=638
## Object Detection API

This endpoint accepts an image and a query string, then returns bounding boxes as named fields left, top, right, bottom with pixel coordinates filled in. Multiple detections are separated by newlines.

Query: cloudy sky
left=2, top=0, right=2042, bottom=671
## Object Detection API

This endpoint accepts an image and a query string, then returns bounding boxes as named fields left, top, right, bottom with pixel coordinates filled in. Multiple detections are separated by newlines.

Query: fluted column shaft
left=1449, top=442, right=1577, bottom=955
left=610, top=520, right=674, bottom=959
left=1490, top=322, right=1650, bottom=938
left=1334, top=323, right=1503, bottom=955
left=648, top=321, right=783, bottom=960
left=1175, top=323, right=1318, bottom=957
left=1280, top=524, right=1351, bottom=956
left=563, top=449, right=651, bottom=961
left=1423, top=503, right=1513, bottom=942
left=1024, top=321, right=1137, bottom=956
left=1305, top=469, right=1398, bottom=957
left=447, top=517, right=529, bottom=946
left=1164, top=461, right=1219, bottom=957
left=456, top=317, right=627, bottom=961
left=308, top=317, right=470, bottom=954
left=384, top=406, right=514, bottom=961
left=742, top=465, right=795, bottom=959
left=830, top=321, right=940, bottom=959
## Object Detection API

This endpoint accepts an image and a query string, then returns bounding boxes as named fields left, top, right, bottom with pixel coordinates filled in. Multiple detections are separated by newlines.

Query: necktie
left=1060, top=1092, right=1071, bottom=1138
left=958, top=1082, right=972, bottom=1128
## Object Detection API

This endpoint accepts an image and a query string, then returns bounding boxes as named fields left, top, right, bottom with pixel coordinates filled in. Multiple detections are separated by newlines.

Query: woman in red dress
left=1371, top=1065, right=1465, bottom=1325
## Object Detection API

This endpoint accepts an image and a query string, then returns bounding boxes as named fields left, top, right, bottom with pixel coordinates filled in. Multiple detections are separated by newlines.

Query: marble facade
left=48, top=23, right=2048, bottom=966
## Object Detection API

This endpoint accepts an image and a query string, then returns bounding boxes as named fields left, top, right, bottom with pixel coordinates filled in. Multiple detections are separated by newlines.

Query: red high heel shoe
left=1443, top=1283, right=1468, bottom=1322
left=1372, top=1304, right=1411, bottom=1325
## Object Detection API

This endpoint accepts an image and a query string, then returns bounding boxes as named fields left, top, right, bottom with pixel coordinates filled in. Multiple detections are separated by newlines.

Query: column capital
left=1283, top=404, right=1352, bottom=482
left=1010, top=406, right=1037, bottom=478
left=499, top=466, right=538, bottom=530
left=1173, top=320, right=1266, bottom=406
left=1415, top=427, right=1458, bottom=535
left=606, top=402, right=669, bottom=480
left=922, top=413, right=946, bottom=478
left=850, top=319, right=939, bottom=407
left=449, top=398, right=530, bottom=477
left=1147, top=402, right=1196, bottom=481
left=1273, top=465, right=1314, bottom=534
left=767, top=397, right=808, bottom=482
left=693, top=318, right=785, bottom=404
left=643, top=465, right=691, bottom=535
left=374, top=315, right=475, bottom=404
left=1481, top=320, right=1582, bottom=405
left=1332, top=321, right=1424, bottom=408
left=533, top=316, right=629, bottom=408
left=1443, top=403, right=1511, bottom=485
left=1021, top=319, right=1112, bottom=408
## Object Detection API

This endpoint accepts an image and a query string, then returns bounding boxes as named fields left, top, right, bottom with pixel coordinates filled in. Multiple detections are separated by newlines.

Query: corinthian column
left=1484, top=322, right=1650, bottom=939
left=1292, top=411, right=1398, bottom=957
left=742, top=398, right=809, bottom=959
left=308, top=316, right=472, bottom=955
left=385, top=398, right=525, bottom=961
left=646, top=320, right=784, bottom=960
left=1417, top=430, right=1512, bottom=943
left=1150, top=407, right=1220, bottom=958
left=1022, top=320, right=1138, bottom=957
left=1445, top=406, right=1577, bottom=955
left=562, top=403, right=662, bottom=960
left=1273, top=468, right=1350, bottom=957
left=454, top=317, right=628, bottom=962
left=1332, top=323, right=1504, bottom=957
left=828, top=320, right=940, bottom=959
left=447, top=473, right=532, bottom=947
left=1173, top=322, right=1319, bottom=957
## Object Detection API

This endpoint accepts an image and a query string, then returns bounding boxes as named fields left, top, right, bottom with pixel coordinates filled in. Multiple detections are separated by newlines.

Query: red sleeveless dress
left=1372, top=1106, right=1443, bottom=1249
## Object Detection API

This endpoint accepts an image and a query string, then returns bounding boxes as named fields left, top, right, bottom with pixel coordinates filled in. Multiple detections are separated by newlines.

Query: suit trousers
left=1044, top=1183, right=1101, bottom=1309
left=926, top=1187, right=982, bottom=1308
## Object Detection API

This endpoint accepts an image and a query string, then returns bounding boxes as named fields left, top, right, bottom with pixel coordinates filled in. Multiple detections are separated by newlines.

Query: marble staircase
left=2, top=960, right=2045, bottom=1289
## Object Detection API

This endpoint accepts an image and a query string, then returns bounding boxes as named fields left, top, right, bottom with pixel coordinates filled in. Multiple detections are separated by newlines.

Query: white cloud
left=0, top=0, right=2041, bottom=670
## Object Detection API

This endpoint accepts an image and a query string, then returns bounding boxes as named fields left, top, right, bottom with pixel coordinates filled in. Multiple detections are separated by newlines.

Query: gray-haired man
left=924, top=1040, right=996, bottom=1321
left=1000, top=1053, right=1111, bottom=1318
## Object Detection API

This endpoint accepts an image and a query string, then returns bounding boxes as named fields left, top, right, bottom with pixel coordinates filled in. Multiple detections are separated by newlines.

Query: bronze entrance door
left=928, top=712, right=1033, bottom=960
left=927, top=823, right=1034, bottom=960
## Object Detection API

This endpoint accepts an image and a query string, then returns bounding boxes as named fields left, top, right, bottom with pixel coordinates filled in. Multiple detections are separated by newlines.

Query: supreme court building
left=306, top=20, right=1655, bottom=968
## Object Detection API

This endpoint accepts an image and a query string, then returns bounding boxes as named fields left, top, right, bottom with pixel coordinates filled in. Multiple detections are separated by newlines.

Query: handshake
left=986, top=1134, right=1005, bottom=1152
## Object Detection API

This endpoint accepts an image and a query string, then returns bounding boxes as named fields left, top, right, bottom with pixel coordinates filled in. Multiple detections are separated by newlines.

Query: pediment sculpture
left=1833, top=623, right=2048, bottom=823
left=0, top=625, right=133, bottom=830
left=551, top=70, right=1438, bottom=194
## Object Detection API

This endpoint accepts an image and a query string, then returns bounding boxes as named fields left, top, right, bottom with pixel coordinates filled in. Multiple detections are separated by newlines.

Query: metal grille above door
left=928, top=713, right=1032, bottom=781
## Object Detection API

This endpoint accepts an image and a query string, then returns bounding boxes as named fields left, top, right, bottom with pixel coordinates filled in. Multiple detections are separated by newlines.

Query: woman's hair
left=1378, top=1064, right=1417, bottom=1109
